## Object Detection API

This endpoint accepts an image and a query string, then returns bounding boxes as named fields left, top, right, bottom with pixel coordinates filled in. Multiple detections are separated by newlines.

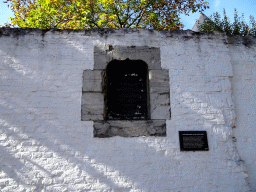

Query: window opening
left=105, top=59, right=149, bottom=120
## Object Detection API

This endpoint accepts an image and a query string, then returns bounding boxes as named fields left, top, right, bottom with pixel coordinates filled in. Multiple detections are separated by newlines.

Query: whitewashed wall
left=0, top=28, right=253, bottom=191
left=228, top=36, right=256, bottom=191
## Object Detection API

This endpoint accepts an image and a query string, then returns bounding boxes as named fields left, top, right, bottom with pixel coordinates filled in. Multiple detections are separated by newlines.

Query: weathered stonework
left=82, top=46, right=171, bottom=137
left=94, top=45, right=162, bottom=70
left=94, top=120, right=166, bottom=137
left=81, top=70, right=104, bottom=121
left=81, top=92, right=104, bottom=120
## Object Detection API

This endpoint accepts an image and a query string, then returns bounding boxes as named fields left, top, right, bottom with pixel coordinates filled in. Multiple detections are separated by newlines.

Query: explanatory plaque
left=179, top=131, right=209, bottom=151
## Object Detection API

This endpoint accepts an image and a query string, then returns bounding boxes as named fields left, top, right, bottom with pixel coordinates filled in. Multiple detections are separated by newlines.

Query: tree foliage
left=3, top=0, right=209, bottom=30
left=198, top=8, right=256, bottom=36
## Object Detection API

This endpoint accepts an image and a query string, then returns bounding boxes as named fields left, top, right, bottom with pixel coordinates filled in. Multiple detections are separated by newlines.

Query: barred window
left=105, top=59, right=149, bottom=120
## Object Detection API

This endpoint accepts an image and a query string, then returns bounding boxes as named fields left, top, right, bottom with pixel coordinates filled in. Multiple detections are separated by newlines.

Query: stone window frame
left=81, top=45, right=171, bottom=137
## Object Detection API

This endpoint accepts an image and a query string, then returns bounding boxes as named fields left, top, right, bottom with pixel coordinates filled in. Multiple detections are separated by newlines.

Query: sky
left=180, top=0, right=256, bottom=30
left=0, top=0, right=255, bottom=30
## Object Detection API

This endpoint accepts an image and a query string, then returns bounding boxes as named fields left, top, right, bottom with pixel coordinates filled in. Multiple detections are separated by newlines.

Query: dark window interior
left=106, top=59, right=148, bottom=120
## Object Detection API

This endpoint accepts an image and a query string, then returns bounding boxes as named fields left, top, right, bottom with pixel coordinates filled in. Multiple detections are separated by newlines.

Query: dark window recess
left=105, top=59, right=148, bottom=120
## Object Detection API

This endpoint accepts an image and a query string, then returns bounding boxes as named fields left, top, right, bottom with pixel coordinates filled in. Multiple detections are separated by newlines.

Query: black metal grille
left=106, top=59, right=148, bottom=120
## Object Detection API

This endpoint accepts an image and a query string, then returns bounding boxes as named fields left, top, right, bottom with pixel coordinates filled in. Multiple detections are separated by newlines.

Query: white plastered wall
left=0, top=29, right=252, bottom=191
left=228, top=36, right=256, bottom=190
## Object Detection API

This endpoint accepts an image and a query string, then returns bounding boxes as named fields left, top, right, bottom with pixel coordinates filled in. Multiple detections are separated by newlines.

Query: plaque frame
left=179, top=131, right=209, bottom=151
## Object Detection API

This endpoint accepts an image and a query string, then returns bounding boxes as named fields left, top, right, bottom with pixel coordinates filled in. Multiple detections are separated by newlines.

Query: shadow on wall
left=0, top=34, right=247, bottom=191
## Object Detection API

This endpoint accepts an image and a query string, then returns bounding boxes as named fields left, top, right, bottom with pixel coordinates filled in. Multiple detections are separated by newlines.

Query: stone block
left=149, top=81, right=170, bottom=94
left=83, top=70, right=102, bottom=80
left=81, top=113, right=103, bottom=121
left=81, top=92, right=104, bottom=120
left=150, top=93, right=171, bottom=120
left=94, top=120, right=166, bottom=137
left=94, top=54, right=112, bottom=70
left=81, top=92, right=104, bottom=105
left=82, top=80, right=102, bottom=92
left=82, top=70, right=103, bottom=103
left=81, top=104, right=104, bottom=115
left=151, top=105, right=171, bottom=120
left=149, top=70, right=170, bottom=95
left=149, top=69, right=169, bottom=82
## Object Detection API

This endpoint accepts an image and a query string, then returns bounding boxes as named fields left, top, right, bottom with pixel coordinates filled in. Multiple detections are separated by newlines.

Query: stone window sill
left=93, top=120, right=166, bottom=137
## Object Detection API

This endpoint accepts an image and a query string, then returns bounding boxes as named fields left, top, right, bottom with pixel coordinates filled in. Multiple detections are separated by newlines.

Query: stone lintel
left=94, top=46, right=161, bottom=70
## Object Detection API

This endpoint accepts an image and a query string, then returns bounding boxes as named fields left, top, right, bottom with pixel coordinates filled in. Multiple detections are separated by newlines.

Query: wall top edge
left=1, top=27, right=255, bottom=47
left=227, top=35, right=256, bottom=48
left=0, top=27, right=226, bottom=38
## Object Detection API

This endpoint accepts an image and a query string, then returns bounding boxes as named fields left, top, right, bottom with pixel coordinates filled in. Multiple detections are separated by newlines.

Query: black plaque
left=179, top=131, right=209, bottom=151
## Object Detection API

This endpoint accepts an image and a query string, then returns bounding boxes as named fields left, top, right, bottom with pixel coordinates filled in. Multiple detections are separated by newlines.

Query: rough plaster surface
left=228, top=36, right=256, bottom=190
left=0, top=28, right=254, bottom=191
